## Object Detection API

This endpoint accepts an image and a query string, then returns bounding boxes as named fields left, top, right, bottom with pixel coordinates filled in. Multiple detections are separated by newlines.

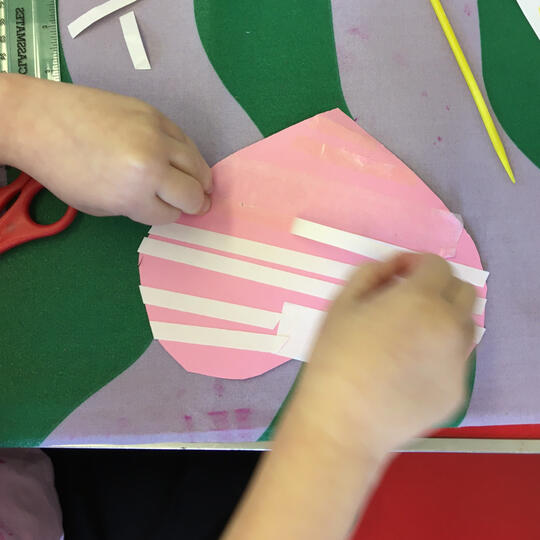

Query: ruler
left=0, top=0, right=60, bottom=81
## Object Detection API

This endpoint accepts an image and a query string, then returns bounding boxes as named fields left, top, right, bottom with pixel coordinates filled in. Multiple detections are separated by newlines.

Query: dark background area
left=46, top=449, right=260, bottom=539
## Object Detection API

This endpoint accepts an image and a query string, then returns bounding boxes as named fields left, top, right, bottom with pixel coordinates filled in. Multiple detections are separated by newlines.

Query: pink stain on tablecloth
left=208, top=411, right=230, bottom=431
left=139, top=109, right=486, bottom=379
left=234, top=408, right=252, bottom=429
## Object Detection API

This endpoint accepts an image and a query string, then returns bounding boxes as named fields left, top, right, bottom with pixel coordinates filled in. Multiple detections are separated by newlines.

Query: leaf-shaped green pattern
left=194, top=0, right=351, bottom=137
left=478, top=0, right=540, bottom=169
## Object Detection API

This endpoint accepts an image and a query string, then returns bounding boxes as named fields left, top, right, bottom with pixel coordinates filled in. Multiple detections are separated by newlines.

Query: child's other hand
left=3, top=75, right=212, bottom=224
left=299, top=254, right=475, bottom=458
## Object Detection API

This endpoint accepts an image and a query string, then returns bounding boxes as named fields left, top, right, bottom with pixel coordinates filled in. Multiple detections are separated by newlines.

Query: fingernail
left=199, top=195, right=212, bottom=215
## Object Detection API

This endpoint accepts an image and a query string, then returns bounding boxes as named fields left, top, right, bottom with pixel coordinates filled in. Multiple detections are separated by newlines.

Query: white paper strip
left=68, top=0, right=138, bottom=38
left=150, top=301, right=485, bottom=358
left=293, top=218, right=413, bottom=259
left=119, top=11, right=151, bottom=70
left=150, top=223, right=354, bottom=280
left=474, top=326, right=486, bottom=345
left=278, top=303, right=486, bottom=361
left=150, top=321, right=289, bottom=354
left=277, top=303, right=326, bottom=361
left=516, top=0, right=540, bottom=41
left=291, top=218, right=489, bottom=287
left=138, top=238, right=341, bottom=300
left=473, top=297, right=487, bottom=316
left=140, top=286, right=281, bottom=329
left=142, top=230, right=486, bottom=314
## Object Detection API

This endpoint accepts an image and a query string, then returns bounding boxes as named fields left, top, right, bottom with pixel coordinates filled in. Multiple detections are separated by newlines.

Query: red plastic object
left=434, top=424, right=540, bottom=439
left=352, top=452, right=540, bottom=540
left=0, top=173, right=77, bottom=254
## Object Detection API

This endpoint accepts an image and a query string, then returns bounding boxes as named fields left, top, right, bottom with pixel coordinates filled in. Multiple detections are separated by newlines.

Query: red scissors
left=0, top=172, right=77, bottom=254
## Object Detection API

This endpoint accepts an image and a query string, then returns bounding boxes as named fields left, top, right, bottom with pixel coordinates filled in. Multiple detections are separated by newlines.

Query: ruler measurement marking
left=0, top=0, right=8, bottom=74
left=1, top=0, right=59, bottom=81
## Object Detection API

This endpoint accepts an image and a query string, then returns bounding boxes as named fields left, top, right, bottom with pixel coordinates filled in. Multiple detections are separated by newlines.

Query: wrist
left=279, top=373, right=389, bottom=470
left=0, top=73, right=28, bottom=166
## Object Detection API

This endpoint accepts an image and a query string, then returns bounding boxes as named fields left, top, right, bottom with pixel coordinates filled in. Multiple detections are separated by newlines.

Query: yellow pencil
left=429, top=0, right=516, bottom=184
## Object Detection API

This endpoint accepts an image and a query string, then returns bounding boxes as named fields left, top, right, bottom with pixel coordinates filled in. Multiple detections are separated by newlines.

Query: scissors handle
left=0, top=173, right=77, bottom=254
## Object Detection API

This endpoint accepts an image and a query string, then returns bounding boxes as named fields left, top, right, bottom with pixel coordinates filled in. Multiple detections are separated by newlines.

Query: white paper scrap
left=291, top=218, right=489, bottom=287
left=119, top=11, right=151, bottom=70
left=150, top=321, right=289, bottom=354
left=68, top=0, right=139, bottom=38
left=140, top=286, right=281, bottom=329
left=516, top=0, right=540, bottom=41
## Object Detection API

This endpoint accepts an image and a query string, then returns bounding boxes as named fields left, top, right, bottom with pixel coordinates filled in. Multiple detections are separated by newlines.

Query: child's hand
left=298, top=254, right=475, bottom=458
left=223, top=256, right=476, bottom=540
left=1, top=74, right=212, bottom=224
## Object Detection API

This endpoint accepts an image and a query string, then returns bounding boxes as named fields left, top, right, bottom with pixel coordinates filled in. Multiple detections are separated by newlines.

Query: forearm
left=221, top=383, right=388, bottom=540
